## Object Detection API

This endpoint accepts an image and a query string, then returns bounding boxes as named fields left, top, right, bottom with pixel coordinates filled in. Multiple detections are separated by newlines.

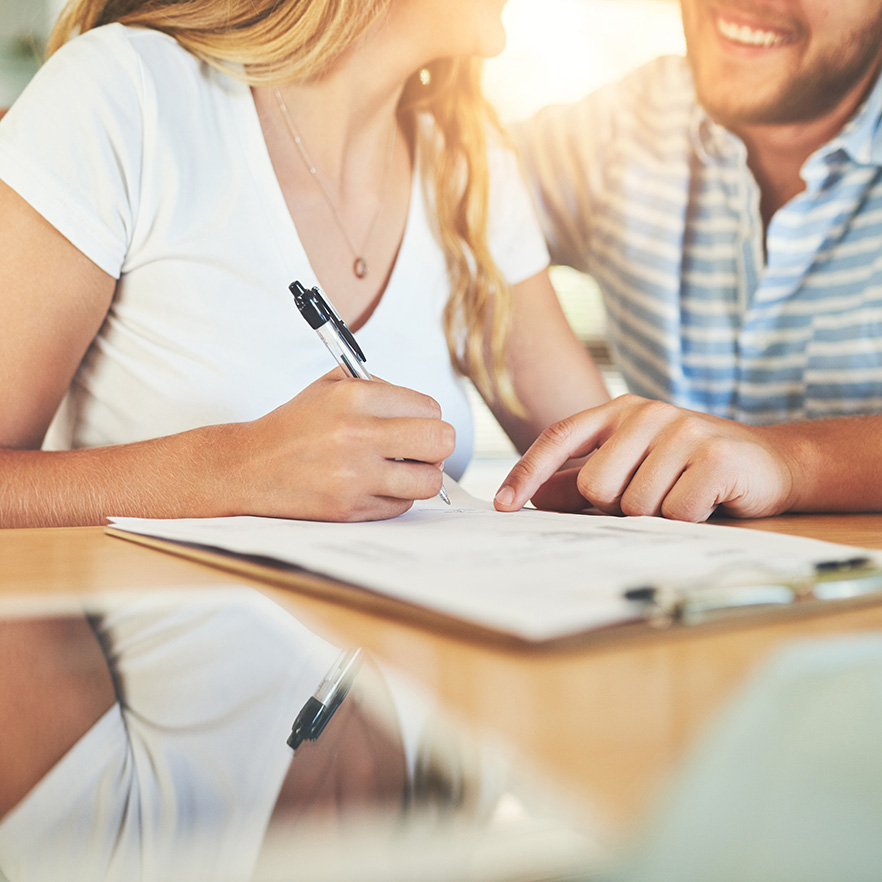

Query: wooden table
left=4, top=513, right=882, bottom=834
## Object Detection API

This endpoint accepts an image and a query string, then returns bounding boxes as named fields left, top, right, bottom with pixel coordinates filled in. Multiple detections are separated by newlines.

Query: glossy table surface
left=4, top=512, right=882, bottom=833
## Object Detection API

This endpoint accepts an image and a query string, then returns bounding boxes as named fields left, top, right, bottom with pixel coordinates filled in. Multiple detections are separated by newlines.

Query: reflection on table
left=4, top=516, right=882, bottom=881
left=0, top=589, right=598, bottom=882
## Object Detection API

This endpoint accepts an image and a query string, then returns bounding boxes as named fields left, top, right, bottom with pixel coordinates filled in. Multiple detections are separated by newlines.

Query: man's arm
left=493, top=395, right=882, bottom=521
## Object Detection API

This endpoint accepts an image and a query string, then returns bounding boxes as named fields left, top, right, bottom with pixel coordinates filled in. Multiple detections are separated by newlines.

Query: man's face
left=681, top=0, right=882, bottom=128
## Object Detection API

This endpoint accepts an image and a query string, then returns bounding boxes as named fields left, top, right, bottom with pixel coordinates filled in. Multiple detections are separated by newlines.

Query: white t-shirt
left=0, top=24, right=548, bottom=477
left=0, top=24, right=548, bottom=480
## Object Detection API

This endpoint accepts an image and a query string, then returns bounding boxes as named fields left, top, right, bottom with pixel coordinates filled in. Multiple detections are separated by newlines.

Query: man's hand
left=493, top=395, right=797, bottom=522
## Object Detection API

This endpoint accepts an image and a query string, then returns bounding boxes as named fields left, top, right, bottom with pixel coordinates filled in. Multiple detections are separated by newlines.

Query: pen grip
left=316, top=324, right=373, bottom=380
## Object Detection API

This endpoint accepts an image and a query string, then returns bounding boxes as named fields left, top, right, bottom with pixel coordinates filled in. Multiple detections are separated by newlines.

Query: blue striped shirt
left=518, top=55, right=882, bottom=423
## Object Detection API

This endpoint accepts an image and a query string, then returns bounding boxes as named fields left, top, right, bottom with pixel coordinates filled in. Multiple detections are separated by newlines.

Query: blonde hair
left=49, top=0, right=518, bottom=410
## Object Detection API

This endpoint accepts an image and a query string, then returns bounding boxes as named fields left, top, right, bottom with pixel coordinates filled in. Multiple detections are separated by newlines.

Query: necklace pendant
left=353, top=257, right=368, bottom=279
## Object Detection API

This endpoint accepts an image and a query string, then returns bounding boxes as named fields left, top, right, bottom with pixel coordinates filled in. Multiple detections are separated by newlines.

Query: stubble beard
left=687, top=13, right=882, bottom=128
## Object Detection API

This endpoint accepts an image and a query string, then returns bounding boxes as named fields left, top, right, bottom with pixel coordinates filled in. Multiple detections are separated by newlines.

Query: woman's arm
left=484, top=269, right=610, bottom=455
left=0, top=181, right=116, bottom=449
left=0, top=182, right=454, bottom=527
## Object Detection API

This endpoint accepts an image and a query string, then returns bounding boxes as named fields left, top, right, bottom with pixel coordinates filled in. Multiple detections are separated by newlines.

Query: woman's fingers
left=238, top=373, right=455, bottom=522
left=380, top=417, right=456, bottom=467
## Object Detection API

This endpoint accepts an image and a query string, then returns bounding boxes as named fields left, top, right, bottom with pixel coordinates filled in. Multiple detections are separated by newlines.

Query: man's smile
left=715, top=12, right=795, bottom=48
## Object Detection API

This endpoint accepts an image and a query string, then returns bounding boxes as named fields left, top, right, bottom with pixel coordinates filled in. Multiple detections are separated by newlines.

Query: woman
left=0, top=0, right=608, bottom=527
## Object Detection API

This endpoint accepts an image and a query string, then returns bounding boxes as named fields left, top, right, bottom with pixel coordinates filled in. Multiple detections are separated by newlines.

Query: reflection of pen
left=288, top=648, right=363, bottom=750
left=290, top=280, right=451, bottom=505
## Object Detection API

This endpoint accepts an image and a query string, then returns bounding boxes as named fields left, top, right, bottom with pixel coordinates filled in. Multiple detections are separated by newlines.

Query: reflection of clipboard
left=105, top=490, right=882, bottom=647
left=623, top=556, right=882, bottom=627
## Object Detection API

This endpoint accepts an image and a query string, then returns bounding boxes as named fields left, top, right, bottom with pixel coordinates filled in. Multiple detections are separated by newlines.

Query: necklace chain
left=274, top=87, right=396, bottom=280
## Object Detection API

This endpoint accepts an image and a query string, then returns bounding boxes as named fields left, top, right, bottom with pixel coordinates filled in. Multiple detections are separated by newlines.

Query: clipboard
left=105, top=524, right=882, bottom=648
left=102, top=524, right=540, bottom=645
left=104, top=491, right=882, bottom=647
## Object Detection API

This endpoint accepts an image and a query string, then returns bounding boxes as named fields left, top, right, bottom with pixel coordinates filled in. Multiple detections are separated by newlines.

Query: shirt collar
left=690, top=103, right=733, bottom=166
left=689, top=99, right=745, bottom=168
left=689, top=67, right=882, bottom=170
left=819, top=66, right=882, bottom=167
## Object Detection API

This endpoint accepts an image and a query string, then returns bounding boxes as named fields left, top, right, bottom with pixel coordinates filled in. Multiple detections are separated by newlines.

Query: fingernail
left=495, top=485, right=514, bottom=507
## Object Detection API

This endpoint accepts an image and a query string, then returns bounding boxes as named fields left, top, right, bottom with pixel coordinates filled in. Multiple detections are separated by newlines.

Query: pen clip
left=328, top=308, right=367, bottom=365
left=290, top=280, right=367, bottom=365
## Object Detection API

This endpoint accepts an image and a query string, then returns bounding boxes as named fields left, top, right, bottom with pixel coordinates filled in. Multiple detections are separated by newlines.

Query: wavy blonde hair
left=48, top=0, right=518, bottom=410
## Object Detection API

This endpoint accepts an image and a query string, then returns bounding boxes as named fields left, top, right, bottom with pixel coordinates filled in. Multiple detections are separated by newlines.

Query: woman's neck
left=255, top=14, right=423, bottom=195
left=249, top=16, right=421, bottom=323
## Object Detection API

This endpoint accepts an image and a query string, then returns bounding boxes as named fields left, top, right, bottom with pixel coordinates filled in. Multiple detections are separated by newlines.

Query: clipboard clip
left=624, top=556, right=882, bottom=627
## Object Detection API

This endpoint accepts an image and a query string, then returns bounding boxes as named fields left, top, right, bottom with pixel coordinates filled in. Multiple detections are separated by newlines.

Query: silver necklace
left=274, top=87, right=396, bottom=280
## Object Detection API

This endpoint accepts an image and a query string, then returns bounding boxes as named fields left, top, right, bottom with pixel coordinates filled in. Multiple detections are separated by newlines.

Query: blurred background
left=0, top=0, right=686, bottom=494
left=0, top=0, right=63, bottom=106
left=0, top=0, right=685, bottom=111
left=476, top=0, right=685, bottom=490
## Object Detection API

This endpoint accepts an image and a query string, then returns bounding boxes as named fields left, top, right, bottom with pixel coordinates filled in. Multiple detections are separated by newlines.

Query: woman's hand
left=0, top=368, right=453, bottom=527
left=493, top=395, right=797, bottom=522
left=225, top=370, right=456, bottom=522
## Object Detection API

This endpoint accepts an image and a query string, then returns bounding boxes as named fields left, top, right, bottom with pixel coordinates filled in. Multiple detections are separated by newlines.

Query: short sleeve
left=0, top=25, right=145, bottom=278
left=485, top=135, right=550, bottom=285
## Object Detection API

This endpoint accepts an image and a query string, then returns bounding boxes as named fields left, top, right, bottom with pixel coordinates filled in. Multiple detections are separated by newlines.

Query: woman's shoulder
left=43, top=23, right=211, bottom=99
left=47, top=22, right=178, bottom=70
left=38, top=22, right=244, bottom=140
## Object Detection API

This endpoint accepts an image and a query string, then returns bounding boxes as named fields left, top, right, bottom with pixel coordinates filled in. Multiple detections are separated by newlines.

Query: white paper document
left=108, top=484, right=882, bottom=642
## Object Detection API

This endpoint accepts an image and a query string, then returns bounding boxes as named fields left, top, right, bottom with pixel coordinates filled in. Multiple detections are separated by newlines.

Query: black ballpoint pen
left=290, top=279, right=451, bottom=505
left=288, top=648, right=363, bottom=750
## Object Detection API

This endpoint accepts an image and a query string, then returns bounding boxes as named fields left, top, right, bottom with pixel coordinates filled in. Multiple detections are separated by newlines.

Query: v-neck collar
left=235, top=81, right=421, bottom=334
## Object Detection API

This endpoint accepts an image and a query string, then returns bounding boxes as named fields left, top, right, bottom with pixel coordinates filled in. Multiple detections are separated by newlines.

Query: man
left=494, top=0, right=882, bottom=522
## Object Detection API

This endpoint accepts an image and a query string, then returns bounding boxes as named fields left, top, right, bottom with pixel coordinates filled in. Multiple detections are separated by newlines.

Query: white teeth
left=718, top=16, right=786, bottom=47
